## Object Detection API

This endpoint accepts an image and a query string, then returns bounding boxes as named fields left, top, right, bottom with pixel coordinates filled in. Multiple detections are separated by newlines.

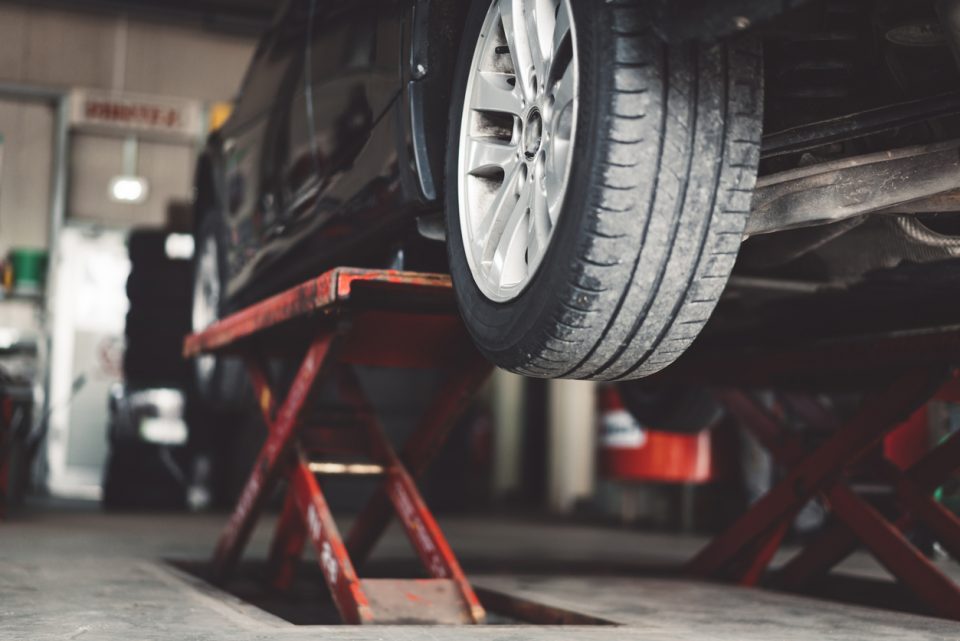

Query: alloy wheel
left=457, top=0, right=579, bottom=302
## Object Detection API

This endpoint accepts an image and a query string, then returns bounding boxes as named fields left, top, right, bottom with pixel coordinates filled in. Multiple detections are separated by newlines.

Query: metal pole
left=0, top=83, right=70, bottom=492
left=547, top=379, right=597, bottom=513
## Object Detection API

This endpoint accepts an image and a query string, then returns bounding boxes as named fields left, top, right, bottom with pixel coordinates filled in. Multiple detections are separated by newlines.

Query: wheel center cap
left=523, top=108, right=543, bottom=160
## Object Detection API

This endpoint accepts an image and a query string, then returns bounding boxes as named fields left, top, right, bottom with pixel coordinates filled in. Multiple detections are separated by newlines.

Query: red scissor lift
left=184, top=268, right=491, bottom=624
left=666, top=326, right=960, bottom=620
left=186, top=264, right=960, bottom=623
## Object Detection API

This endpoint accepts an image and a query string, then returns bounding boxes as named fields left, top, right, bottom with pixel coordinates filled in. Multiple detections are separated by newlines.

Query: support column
left=491, top=369, right=525, bottom=499
left=547, top=379, right=596, bottom=514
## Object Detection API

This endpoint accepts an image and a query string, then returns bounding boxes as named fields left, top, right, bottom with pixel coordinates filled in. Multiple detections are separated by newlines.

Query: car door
left=284, top=0, right=405, bottom=229
left=218, top=1, right=308, bottom=292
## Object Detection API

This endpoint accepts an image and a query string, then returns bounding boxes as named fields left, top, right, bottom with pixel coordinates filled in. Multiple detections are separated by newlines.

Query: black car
left=193, top=0, right=960, bottom=403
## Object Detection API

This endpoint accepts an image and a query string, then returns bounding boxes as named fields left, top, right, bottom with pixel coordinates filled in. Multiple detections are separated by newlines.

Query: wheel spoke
left=524, top=0, right=548, bottom=85
left=544, top=144, right=568, bottom=224
left=527, top=160, right=551, bottom=263
left=466, top=136, right=520, bottom=176
left=489, top=178, right=533, bottom=288
left=551, top=0, right=571, bottom=64
left=473, top=71, right=523, bottom=115
left=552, top=59, right=575, bottom=116
left=475, top=162, right=524, bottom=249
left=499, top=0, right=543, bottom=100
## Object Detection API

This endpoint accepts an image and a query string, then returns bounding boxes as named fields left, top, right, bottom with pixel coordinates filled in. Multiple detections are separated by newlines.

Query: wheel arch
left=408, top=0, right=471, bottom=204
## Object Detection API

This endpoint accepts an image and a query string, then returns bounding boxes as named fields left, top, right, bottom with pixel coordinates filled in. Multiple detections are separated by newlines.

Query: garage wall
left=0, top=100, right=53, bottom=252
left=69, top=135, right=195, bottom=227
left=0, top=3, right=258, bottom=253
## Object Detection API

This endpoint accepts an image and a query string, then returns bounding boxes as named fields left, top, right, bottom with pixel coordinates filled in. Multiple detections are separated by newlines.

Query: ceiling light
left=109, top=175, right=149, bottom=204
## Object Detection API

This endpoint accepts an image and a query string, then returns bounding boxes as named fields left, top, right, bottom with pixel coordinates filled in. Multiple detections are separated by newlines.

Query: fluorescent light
left=164, top=233, right=195, bottom=260
left=109, top=175, right=148, bottom=203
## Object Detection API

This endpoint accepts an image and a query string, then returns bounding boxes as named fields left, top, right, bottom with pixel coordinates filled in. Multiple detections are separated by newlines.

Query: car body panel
left=208, top=0, right=427, bottom=305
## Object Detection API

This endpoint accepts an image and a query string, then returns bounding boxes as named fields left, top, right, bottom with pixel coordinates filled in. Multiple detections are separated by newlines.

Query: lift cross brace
left=686, top=363, right=960, bottom=621
left=184, top=268, right=491, bottom=625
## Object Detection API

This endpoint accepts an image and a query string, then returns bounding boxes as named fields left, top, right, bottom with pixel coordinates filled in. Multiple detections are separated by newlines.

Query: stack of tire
left=102, top=229, right=193, bottom=510
left=123, top=230, right=193, bottom=386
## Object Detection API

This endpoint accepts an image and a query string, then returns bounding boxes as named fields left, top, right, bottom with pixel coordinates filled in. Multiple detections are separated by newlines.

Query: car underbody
left=693, top=0, right=960, bottom=346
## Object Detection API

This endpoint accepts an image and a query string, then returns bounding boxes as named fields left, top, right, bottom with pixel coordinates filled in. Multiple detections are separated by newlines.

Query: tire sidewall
left=192, top=209, right=244, bottom=408
left=445, top=0, right=607, bottom=374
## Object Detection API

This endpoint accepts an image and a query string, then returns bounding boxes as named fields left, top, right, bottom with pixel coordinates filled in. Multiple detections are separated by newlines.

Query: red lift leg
left=346, top=352, right=492, bottom=567
left=211, top=333, right=336, bottom=581
left=688, top=367, right=939, bottom=578
left=186, top=269, right=490, bottom=625
left=692, top=370, right=960, bottom=621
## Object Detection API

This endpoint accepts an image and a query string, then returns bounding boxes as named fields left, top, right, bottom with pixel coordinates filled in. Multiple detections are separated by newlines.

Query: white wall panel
left=69, top=134, right=194, bottom=227
left=0, top=100, right=53, bottom=253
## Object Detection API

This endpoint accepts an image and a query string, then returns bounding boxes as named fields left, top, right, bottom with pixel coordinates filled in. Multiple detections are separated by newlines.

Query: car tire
left=127, top=266, right=192, bottom=307
left=124, top=229, right=193, bottom=387
left=445, top=0, right=763, bottom=380
left=191, top=212, right=249, bottom=410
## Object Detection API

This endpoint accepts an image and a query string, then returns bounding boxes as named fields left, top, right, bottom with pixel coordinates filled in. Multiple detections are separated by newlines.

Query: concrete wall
left=0, top=3, right=257, bottom=253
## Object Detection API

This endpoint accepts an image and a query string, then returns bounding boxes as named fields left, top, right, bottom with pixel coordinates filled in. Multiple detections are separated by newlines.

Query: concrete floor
left=2, top=504, right=959, bottom=640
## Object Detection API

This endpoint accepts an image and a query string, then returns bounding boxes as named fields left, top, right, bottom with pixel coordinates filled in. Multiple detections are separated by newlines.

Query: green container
left=10, top=248, right=47, bottom=294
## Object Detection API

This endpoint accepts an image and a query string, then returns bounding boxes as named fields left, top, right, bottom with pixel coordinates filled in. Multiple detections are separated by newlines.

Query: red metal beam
left=688, top=367, right=938, bottom=578
left=289, top=449, right=372, bottom=624
left=718, top=385, right=960, bottom=619
left=826, top=485, right=960, bottom=620
left=346, top=350, right=493, bottom=567
left=335, top=367, right=485, bottom=622
left=894, top=475, right=960, bottom=563
left=267, top=486, right=307, bottom=592
left=778, top=427, right=960, bottom=586
left=183, top=269, right=452, bottom=358
left=736, top=520, right=792, bottom=586
left=210, top=332, right=336, bottom=582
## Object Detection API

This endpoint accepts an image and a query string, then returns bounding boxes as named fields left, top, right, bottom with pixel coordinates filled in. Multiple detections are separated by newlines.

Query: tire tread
left=518, top=3, right=762, bottom=380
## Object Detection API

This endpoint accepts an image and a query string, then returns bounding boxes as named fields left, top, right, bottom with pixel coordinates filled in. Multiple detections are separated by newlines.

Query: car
left=192, top=0, right=960, bottom=405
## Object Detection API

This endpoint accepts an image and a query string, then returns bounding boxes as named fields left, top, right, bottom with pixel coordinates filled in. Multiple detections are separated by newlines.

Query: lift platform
left=183, top=268, right=491, bottom=624
left=666, top=324, right=960, bottom=621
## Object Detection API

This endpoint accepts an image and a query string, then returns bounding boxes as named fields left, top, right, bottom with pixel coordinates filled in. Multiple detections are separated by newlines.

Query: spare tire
left=190, top=210, right=249, bottom=410
left=445, top=0, right=763, bottom=380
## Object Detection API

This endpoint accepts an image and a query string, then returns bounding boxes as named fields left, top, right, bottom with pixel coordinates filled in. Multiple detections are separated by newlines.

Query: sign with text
left=70, top=89, right=204, bottom=140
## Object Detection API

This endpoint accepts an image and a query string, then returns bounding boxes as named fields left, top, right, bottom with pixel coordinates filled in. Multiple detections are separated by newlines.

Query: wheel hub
left=523, top=108, right=544, bottom=160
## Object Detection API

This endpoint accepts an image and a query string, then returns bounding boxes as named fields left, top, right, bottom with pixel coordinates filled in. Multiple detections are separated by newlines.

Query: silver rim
left=192, top=235, right=220, bottom=387
left=458, top=0, right=579, bottom=302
